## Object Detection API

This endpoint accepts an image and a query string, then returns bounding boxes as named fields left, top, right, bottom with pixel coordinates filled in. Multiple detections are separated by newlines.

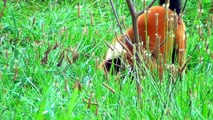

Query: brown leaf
left=52, top=42, right=59, bottom=50
left=13, top=64, right=18, bottom=81
left=41, top=47, right=51, bottom=64
left=57, top=51, right=65, bottom=67
left=102, top=83, right=115, bottom=93
left=66, top=53, right=72, bottom=65
left=73, top=80, right=82, bottom=91
left=82, top=98, right=98, bottom=106
left=71, top=49, right=79, bottom=63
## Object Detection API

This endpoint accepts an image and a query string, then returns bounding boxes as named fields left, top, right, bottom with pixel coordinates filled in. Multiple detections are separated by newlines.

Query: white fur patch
left=105, top=41, right=126, bottom=60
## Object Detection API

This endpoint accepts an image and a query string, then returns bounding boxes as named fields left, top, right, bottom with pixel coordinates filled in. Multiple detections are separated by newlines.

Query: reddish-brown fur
left=101, top=6, right=186, bottom=77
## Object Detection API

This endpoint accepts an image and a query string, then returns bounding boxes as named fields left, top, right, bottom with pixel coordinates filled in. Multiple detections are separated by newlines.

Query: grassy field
left=0, top=0, right=212, bottom=119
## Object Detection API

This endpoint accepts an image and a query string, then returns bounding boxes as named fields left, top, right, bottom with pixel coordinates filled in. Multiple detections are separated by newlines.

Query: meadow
left=0, top=0, right=212, bottom=119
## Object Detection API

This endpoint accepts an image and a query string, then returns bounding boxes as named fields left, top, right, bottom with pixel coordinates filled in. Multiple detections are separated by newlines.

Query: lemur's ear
left=159, top=0, right=181, bottom=15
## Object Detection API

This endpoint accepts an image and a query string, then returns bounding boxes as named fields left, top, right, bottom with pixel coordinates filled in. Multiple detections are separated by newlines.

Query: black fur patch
left=103, top=57, right=122, bottom=74
left=159, top=0, right=181, bottom=15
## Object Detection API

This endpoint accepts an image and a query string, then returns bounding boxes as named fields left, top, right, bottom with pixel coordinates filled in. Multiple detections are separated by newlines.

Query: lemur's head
left=100, top=40, right=133, bottom=74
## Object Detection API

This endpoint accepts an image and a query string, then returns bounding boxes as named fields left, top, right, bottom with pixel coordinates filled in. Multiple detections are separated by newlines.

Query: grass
left=0, top=0, right=212, bottom=119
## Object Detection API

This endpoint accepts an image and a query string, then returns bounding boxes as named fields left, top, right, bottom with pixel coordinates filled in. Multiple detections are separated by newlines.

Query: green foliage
left=0, top=0, right=212, bottom=119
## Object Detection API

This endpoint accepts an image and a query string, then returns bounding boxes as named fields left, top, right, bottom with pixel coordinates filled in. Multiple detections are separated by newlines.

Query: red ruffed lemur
left=100, top=0, right=186, bottom=78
